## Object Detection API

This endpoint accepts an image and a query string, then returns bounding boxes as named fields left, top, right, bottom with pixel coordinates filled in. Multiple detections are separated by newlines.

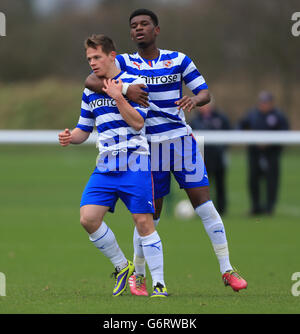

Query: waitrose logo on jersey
left=90, top=98, right=118, bottom=108
left=138, top=74, right=179, bottom=85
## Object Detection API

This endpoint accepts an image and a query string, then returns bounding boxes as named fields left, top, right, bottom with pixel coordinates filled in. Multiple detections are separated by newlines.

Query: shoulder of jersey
left=119, top=71, right=145, bottom=84
left=83, top=87, right=95, bottom=96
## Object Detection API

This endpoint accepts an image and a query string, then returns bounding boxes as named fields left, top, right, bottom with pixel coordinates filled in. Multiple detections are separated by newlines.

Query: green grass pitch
left=0, top=144, right=299, bottom=314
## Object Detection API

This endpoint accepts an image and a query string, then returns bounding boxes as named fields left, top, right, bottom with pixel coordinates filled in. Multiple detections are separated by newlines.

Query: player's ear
left=109, top=51, right=117, bottom=61
left=154, top=25, right=160, bottom=36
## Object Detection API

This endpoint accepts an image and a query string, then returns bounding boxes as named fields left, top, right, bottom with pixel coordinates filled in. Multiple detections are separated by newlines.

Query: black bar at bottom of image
left=0, top=314, right=298, bottom=331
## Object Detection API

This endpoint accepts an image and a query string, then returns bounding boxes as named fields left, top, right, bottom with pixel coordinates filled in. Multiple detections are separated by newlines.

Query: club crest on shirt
left=163, top=60, right=173, bottom=68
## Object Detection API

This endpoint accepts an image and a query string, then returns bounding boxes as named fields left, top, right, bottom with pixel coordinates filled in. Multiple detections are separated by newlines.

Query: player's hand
left=102, top=78, right=123, bottom=100
left=127, top=84, right=149, bottom=107
left=175, top=96, right=197, bottom=113
left=58, top=128, right=72, bottom=147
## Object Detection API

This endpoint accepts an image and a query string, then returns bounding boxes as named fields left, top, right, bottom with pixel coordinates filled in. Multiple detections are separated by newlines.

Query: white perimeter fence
left=0, top=130, right=300, bottom=145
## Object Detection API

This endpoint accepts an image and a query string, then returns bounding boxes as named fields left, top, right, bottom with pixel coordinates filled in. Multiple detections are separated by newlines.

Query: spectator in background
left=237, top=91, right=289, bottom=215
left=190, top=101, right=231, bottom=215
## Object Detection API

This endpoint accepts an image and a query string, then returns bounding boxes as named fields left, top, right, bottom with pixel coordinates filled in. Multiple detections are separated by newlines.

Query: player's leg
left=80, top=171, right=133, bottom=296
left=80, top=204, right=132, bottom=296
left=131, top=139, right=172, bottom=276
left=80, top=205, right=127, bottom=269
left=80, top=204, right=108, bottom=234
left=185, top=186, right=232, bottom=271
left=174, top=135, right=247, bottom=291
left=174, top=135, right=231, bottom=273
left=150, top=140, right=172, bottom=222
left=132, top=196, right=162, bottom=277
left=185, top=186, right=247, bottom=291
left=185, top=184, right=231, bottom=274
left=132, top=213, right=167, bottom=297
left=153, top=197, right=164, bottom=221
left=120, top=169, right=168, bottom=297
left=132, top=171, right=169, bottom=285
left=131, top=140, right=171, bottom=279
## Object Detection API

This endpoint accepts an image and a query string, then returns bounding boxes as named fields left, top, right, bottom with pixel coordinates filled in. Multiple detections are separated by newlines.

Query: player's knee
left=80, top=212, right=99, bottom=230
left=185, top=186, right=210, bottom=209
left=133, top=214, right=154, bottom=236
left=134, top=214, right=147, bottom=226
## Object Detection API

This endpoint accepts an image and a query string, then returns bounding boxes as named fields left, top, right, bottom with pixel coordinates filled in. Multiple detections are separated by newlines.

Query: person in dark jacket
left=237, top=91, right=289, bottom=215
left=190, top=101, right=231, bottom=215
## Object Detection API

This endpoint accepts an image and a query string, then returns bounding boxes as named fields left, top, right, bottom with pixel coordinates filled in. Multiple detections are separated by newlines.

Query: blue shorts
left=80, top=168, right=155, bottom=214
left=150, top=134, right=209, bottom=199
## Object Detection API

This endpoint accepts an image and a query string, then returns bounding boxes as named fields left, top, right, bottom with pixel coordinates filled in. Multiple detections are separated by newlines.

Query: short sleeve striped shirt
left=76, top=71, right=149, bottom=156
left=115, top=49, right=208, bottom=142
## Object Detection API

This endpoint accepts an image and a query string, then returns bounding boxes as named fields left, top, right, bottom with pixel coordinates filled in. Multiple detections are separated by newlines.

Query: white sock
left=89, top=222, right=127, bottom=270
left=132, top=218, right=160, bottom=276
left=195, top=201, right=233, bottom=274
left=133, top=227, right=146, bottom=276
left=140, top=231, right=165, bottom=287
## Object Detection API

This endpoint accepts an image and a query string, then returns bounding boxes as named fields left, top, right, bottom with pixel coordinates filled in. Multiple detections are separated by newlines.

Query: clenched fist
left=58, top=128, right=72, bottom=147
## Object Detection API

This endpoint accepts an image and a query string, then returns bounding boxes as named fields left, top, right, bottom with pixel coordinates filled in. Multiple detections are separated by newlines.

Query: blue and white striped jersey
left=115, top=49, right=208, bottom=142
left=76, top=71, right=149, bottom=156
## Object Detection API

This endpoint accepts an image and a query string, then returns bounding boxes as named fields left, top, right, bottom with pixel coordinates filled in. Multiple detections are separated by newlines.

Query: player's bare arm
left=102, top=78, right=145, bottom=131
left=85, top=73, right=149, bottom=107
left=58, top=128, right=90, bottom=146
left=175, top=89, right=211, bottom=113
left=85, top=73, right=104, bottom=94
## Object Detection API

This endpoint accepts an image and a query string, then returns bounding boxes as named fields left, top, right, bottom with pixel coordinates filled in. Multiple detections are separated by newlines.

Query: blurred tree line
left=0, top=0, right=299, bottom=128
